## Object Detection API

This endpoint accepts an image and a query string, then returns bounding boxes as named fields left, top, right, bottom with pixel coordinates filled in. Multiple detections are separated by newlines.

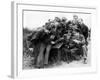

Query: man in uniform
left=72, top=15, right=79, bottom=25
left=78, top=18, right=89, bottom=41
left=57, top=30, right=72, bottom=63
left=71, top=30, right=87, bottom=63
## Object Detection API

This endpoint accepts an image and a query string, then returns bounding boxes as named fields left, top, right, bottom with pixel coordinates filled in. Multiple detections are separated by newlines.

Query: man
left=37, top=26, right=58, bottom=68
left=60, top=17, right=68, bottom=34
left=71, top=30, right=87, bottom=63
left=28, top=27, right=46, bottom=68
left=43, top=26, right=56, bottom=66
left=41, top=18, right=63, bottom=67
left=27, top=26, right=53, bottom=68
left=78, top=18, right=89, bottom=41
left=72, top=15, right=79, bottom=25
left=57, top=31, right=72, bottom=63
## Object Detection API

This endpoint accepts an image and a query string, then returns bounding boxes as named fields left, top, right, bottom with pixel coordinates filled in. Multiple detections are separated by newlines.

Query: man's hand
left=50, top=35, right=55, bottom=39
left=73, top=39, right=81, bottom=44
left=44, top=29, right=50, bottom=33
left=29, top=48, right=34, bottom=52
left=51, top=41, right=55, bottom=44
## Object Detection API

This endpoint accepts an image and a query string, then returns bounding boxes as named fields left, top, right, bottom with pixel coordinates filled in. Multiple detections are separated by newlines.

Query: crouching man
left=71, top=30, right=88, bottom=64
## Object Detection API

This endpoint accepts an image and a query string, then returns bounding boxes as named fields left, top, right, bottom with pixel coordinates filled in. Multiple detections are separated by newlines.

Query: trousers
left=36, top=43, right=52, bottom=67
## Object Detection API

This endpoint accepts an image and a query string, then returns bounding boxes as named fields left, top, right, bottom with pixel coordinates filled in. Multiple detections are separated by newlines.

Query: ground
left=23, top=44, right=90, bottom=69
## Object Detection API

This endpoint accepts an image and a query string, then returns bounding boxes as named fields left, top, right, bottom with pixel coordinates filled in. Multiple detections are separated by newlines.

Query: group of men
left=27, top=15, right=90, bottom=68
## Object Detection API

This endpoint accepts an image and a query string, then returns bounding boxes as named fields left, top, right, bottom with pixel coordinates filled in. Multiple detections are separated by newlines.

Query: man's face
left=73, top=15, right=78, bottom=20
left=73, top=30, right=77, bottom=34
left=64, top=33, right=71, bottom=40
left=51, top=27, right=56, bottom=32
left=78, top=19, right=83, bottom=24
left=67, top=33, right=71, bottom=39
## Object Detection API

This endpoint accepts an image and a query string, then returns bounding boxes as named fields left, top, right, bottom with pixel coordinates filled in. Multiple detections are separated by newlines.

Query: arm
left=51, top=37, right=64, bottom=44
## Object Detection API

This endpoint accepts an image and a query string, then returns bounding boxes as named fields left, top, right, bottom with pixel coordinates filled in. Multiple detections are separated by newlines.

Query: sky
left=23, top=10, right=91, bottom=30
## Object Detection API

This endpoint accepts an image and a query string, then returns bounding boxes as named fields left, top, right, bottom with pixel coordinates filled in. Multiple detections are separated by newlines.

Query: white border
left=11, top=2, right=97, bottom=78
